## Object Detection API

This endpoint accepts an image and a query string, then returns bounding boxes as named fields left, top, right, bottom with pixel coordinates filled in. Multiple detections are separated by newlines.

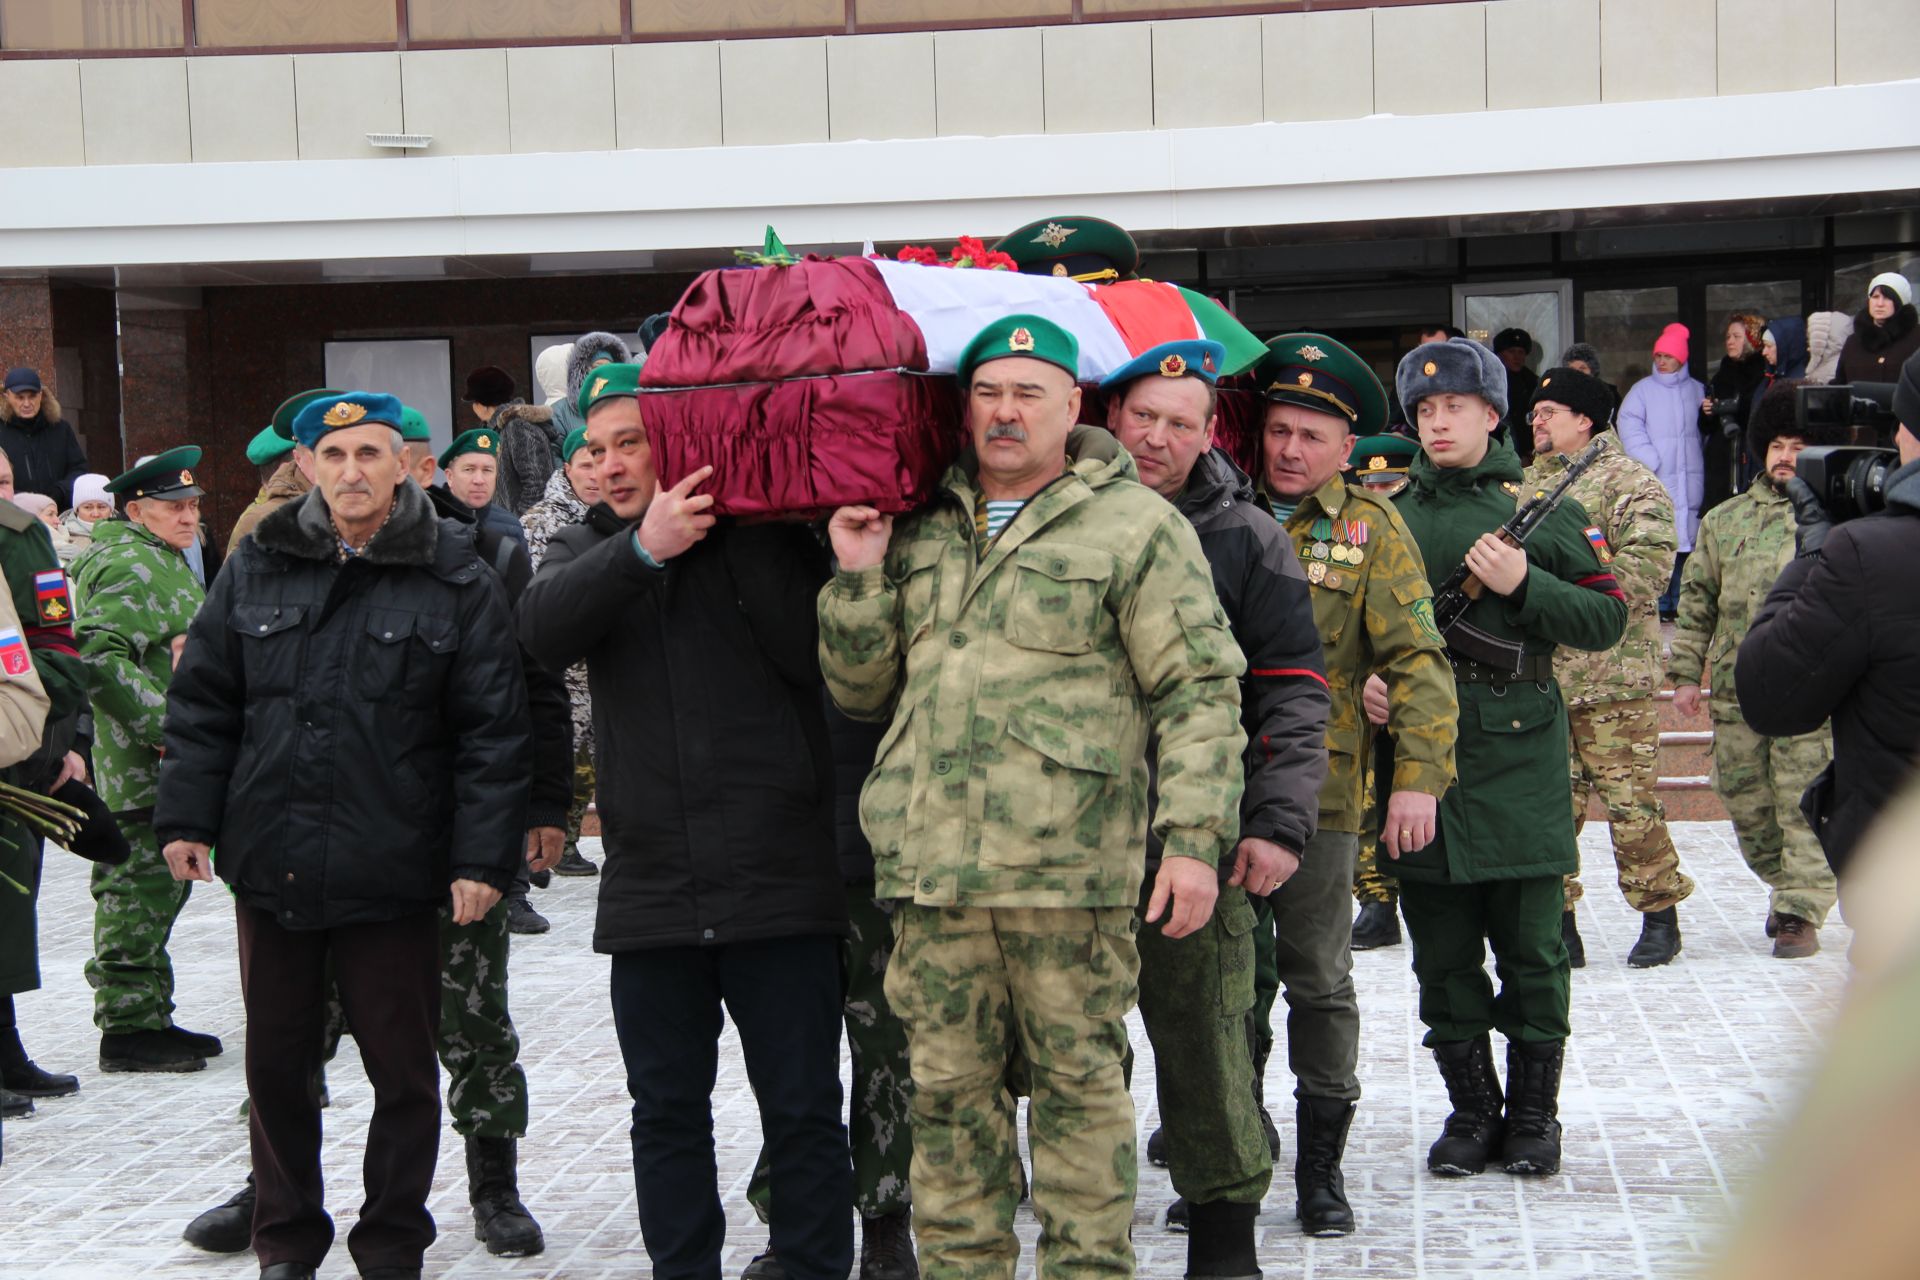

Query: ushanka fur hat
left=566, top=332, right=634, bottom=406
left=1396, top=337, right=1509, bottom=417
left=1747, top=379, right=1851, bottom=461
left=1531, top=367, right=1613, bottom=430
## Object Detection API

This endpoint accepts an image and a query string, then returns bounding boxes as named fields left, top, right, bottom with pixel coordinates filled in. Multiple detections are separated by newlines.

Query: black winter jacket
left=519, top=512, right=847, bottom=952
left=155, top=480, right=531, bottom=928
left=1702, top=353, right=1768, bottom=513
left=0, top=393, right=89, bottom=511
left=428, top=483, right=572, bottom=828
left=1155, top=449, right=1329, bottom=870
left=826, top=696, right=886, bottom=883
left=1735, top=458, right=1920, bottom=875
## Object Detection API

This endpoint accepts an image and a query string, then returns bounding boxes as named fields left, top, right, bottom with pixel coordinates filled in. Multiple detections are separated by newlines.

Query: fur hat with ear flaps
left=1396, top=337, right=1510, bottom=417
left=1747, top=378, right=1852, bottom=464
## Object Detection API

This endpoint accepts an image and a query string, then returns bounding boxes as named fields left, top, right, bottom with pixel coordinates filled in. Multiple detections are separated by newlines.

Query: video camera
left=1794, top=381, right=1899, bottom=522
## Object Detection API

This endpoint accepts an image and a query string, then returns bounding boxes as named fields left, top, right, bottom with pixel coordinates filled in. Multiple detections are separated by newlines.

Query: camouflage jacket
left=1281, top=473, right=1457, bottom=832
left=1524, top=430, right=1677, bottom=706
left=519, top=467, right=593, bottom=754
left=817, top=426, right=1248, bottom=910
left=227, top=461, right=311, bottom=556
left=1667, top=474, right=1795, bottom=723
left=71, top=518, right=206, bottom=811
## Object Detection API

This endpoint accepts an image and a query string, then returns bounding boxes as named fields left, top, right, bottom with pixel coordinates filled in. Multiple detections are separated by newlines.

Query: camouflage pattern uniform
left=818, top=428, right=1247, bottom=1277
left=1667, top=474, right=1836, bottom=925
left=1251, top=475, right=1457, bottom=1078
left=1523, top=430, right=1694, bottom=913
left=519, top=468, right=596, bottom=862
left=1351, top=755, right=1396, bottom=906
left=71, top=517, right=205, bottom=1033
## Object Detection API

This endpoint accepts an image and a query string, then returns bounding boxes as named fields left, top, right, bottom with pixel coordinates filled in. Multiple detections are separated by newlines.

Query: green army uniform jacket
left=71, top=518, right=206, bottom=813
left=1394, top=440, right=1628, bottom=884
left=1281, top=474, right=1457, bottom=833
left=1666, top=473, right=1796, bottom=723
left=817, top=426, right=1248, bottom=910
left=1523, top=430, right=1677, bottom=707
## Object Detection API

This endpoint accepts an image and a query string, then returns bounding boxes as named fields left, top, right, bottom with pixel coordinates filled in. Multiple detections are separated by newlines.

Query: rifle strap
left=1448, top=652, right=1555, bottom=685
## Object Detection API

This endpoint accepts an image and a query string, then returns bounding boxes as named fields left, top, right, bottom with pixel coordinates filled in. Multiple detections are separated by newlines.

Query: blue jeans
left=1659, top=552, right=1690, bottom=616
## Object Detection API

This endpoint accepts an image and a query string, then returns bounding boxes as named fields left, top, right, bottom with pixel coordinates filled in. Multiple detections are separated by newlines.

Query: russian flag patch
left=33, top=568, right=71, bottom=625
left=1583, top=525, right=1613, bottom=564
left=0, top=626, right=29, bottom=678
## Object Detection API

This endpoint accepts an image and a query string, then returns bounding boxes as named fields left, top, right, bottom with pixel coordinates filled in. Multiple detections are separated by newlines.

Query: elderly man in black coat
left=156, top=391, right=532, bottom=1280
left=519, top=364, right=853, bottom=1280
left=1738, top=352, right=1920, bottom=881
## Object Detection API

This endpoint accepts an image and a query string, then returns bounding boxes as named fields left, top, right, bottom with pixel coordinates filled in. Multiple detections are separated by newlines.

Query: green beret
left=957, top=314, right=1079, bottom=384
left=1347, top=432, right=1419, bottom=479
left=270, top=388, right=344, bottom=442
left=245, top=424, right=295, bottom=467
left=993, top=216, right=1139, bottom=281
left=562, top=425, right=590, bottom=462
left=106, top=445, right=204, bottom=501
left=1253, top=334, right=1387, bottom=436
left=578, top=361, right=643, bottom=418
left=438, top=428, right=499, bottom=470
left=398, top=406, right=433, bottom=443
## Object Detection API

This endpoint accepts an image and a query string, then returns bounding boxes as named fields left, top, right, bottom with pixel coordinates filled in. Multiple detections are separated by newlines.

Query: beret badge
left=1159, top=353, right=1188, bottom=377
left=323, top=401, right=368, bottom=428
left=1009, top=327, right=1035, bottom=353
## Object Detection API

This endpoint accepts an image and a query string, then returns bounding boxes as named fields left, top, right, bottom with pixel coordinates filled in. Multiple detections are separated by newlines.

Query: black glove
left=1785, top=477, right=1833, bottom=558
left=52, top=780, right=132, bottom=866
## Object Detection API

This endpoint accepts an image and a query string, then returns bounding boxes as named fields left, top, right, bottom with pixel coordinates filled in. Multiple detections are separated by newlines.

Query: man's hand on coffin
left=636, top=465, right=718, bottom=563
left=827, top=505, right=895, bottom=573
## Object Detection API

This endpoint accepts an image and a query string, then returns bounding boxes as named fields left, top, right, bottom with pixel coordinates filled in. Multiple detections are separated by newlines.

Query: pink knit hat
left=1652, top=323, right=1689, bottom=363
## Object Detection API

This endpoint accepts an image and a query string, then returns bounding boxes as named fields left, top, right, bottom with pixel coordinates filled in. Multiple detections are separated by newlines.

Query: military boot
left=1146, top=1124, right=1169, bottom=1166
left=182, top=1174, right=255, bottom=1253
left=100, top=1029, right=206, bottom=1073
left=1501, top=1040, right=1565, bottom=1176
left=1626, top=907, right=1681, bottom=968
left=504, top=895, right=551, bottom=935
left=1166, top=1196, right=1189, bottom=1231
left=1183, top=1198, right=1261, bottom=1280
left=1250, top=1037, right=1280, bottom=1160
left=1350, top=901, right=1401, bottom=950
left=742, top=1251, right=787, bottom=1280
left=466, top=1136, right=545, bottom=1256
left=1427, top=1037, right=1504, bottom=1176
left=552, top=845, right=599, bottom=877
left=1774, top=915, right=1820, bottom=959
left=1294, top=1097, right=1355, bottom=1236
left=1561, top=911, right=1586, bottom=970
left=1, top=1026, right=78, bottom=1098
left=859, top=1209, right=917, bottom=1280
left=0, top=1086, right=31, bottom=1119
left=161, top=1025, right=224, bottom=1059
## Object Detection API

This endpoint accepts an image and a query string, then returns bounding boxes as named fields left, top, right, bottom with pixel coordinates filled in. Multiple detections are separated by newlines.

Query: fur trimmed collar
left=567, top=332, right=634, bottom=404
left=253, top=477, right=442, bottom=566
left=1855, top=302, right=1918, bottom=351
left=0, top=391, right=63, bottom=426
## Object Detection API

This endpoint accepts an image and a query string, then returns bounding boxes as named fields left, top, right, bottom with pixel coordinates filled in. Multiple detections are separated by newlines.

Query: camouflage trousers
left=886, top=903, right=1140, bottom=1280
left=749, top=883, right=913, bottom=1221
left=1248, top=831, right=1363, bottom=1101
left=1353, top=737, right=1397, bottom=906
left=563, top=743, right=596, bottom=857
left=1563, top=697, right=1696, bottom=913
left=320, top=898, right=527, bottom=1138
left=86, top=818, right=193, bottom=1033
left=1711, top=717, right=1837, bottom=927
left=1135, top=878, right=1270, bottom=1206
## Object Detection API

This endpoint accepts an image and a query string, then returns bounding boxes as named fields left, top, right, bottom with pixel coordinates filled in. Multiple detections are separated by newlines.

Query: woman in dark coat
left=1836, top=273, right=1920, bottom=386
left=1699, top=312, right=1769, bottom=514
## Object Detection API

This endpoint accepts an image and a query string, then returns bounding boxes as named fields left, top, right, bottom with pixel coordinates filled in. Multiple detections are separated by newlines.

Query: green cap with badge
left=106, top=445, right=205, bottom=501
left=561, top=425, right=589, bottom=462
left=398, top=406, right=432, bottom=443
left=1347, top=433, right=1419, bottom=487
left=245, top=425, right=295, bottom=467
left=957, top=314, right=1080, bottom=384
left=577, top=361, right=644, bottom=418
left=993, top=216, right=1139, bottom=282
left=438, top=428, right=499, bottom=470
left=269, top=388, right=345, bottom=442
left=1253, top=334, right=1388, bottom=437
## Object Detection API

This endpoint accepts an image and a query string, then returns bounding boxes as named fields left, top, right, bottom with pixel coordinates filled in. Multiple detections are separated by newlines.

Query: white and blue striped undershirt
left=981, top=500, right=1026, bottom=540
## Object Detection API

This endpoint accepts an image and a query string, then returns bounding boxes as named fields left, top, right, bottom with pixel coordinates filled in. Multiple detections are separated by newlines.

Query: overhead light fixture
left=367, top=132, right=433, bottom=150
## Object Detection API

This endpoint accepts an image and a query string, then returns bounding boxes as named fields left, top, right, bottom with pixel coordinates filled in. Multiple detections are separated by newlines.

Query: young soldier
left=1387, top=338, right=1626, bottom=1179
left=1667, top=383, right=1848, bottom=958
left=1522, top=367, right=1691, bottom=969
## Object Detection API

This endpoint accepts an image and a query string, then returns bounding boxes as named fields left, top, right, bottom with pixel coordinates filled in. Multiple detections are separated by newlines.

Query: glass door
left=1452, top=279, right=1574, bottom=373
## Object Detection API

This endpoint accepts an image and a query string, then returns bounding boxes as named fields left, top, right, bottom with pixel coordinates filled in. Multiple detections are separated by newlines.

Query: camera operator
left=1737, top=350, right=1920, bottom=882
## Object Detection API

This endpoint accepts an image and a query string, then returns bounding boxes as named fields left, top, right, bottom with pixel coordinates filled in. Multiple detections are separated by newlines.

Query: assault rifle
left=1430, top=439, right=1605, bottom=673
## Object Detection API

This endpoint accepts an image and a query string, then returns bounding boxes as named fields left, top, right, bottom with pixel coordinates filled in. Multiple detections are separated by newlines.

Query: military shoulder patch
left=1411, top=596, right=1443, bottom=647
left=33, top=568, right=71, bottom=625
left=1583, top=525, right=1614, bottom=564
left=0, top=626, right=27, bottom=678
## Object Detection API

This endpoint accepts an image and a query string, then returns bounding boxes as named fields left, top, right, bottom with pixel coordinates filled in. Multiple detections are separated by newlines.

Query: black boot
left=0, top=1086, right=31, bottom=1119
left=1, top=1026, right=78, bottom=1098
left=1427, top=1037, right=1504, bottom=1176
left=1251, top=1040, right=1280, bottom=1161
left=161, top=1025, right=224, bottom=1059
left=466, top=1135, right=545, bottom=1256
left=1184, top=1198, right=1261, bottom=1280
left=1350, top=900, right=1401, bottom=950
left=1501, top=1040, right=1565, bottom=1176
left=742, top=1252, right=787, bottom=1280
left=552, top=845, right=599, bottom=877
left=1294, top=1096, right=1355, bottom=1236
left=1561, top=911, right=1586, bottom=970
left=1627, top=907, right=1681, bottom=968
left=1146, top=1124, right=1169, bottom=1166
left=182, top=1174, right=255, bottom=1253
left=859, top=1209, right=917, bottom=1280
left=100, top=1029, right=206, bottom=1073
left=1166, top=1195, right=1189, bottom=1231
left=504, top=896, right=550, bottom=935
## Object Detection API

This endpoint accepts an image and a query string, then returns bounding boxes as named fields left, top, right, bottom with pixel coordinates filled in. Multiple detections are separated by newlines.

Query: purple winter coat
left=1618, top=366, right=1707, bottom=551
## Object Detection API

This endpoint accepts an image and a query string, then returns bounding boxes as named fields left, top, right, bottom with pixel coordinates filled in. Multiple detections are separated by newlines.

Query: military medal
left=1312, top=542, right=1330, bottom=560
left=1326, top=571, right=1343, bottom=589
left=1308, top=562, right=1326, bottom=585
